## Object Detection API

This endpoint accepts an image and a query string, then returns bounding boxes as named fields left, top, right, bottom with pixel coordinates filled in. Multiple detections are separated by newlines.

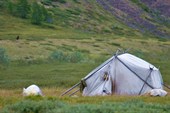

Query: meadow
left=0, top=0, right=170, bottom=112
left=0, top=28, right=170, bottom=112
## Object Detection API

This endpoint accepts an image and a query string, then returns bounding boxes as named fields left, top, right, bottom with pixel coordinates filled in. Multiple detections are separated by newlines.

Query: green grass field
left=0, top=0, right=170, bottom=112
left=0, top=31, right=170, bottom=112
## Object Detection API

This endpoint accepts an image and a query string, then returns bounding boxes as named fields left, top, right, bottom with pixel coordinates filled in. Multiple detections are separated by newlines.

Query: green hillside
left=0, top=0, right=170, bottom=88
left=0, top=0, right=170, bottom=112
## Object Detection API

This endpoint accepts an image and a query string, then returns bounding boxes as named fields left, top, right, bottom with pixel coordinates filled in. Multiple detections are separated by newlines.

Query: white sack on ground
left=23, top=84, right=43, bottom=96
left=149, top=89, right=167, bottom=97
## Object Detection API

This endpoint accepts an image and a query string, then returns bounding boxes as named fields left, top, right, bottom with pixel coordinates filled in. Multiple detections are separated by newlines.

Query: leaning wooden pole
left=69, top=88, right=80, bottom=97
left=60, top=82, right=80, bottom=96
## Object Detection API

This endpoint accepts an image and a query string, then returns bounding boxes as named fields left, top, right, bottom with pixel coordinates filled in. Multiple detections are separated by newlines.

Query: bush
left=50, top=50, right=65, bottom=61
left=41, top=0, right=66, bottom=4
left=55, top=99, right=170, bottom=113
left=0, top=48, right=10, bottom=66
left=56, top=0, right=66, bottom=4
left=1, top=99, right=170, bottom=113
left=0, top=0, right=7, bottom=9
left=31, top=2, right=43, bottom=25
left=16, top=0, right=30, bottom=19
left=49, top=50, right=85, bottom=63
left=1, top=99, right=66, bottom=113
left=41, top=0, right=52, bottom=5
left=72, top=0, right=80, bottom=3
left=66, top=51, right=84, bottom=63
left=31, top=2, right=53, bottom=25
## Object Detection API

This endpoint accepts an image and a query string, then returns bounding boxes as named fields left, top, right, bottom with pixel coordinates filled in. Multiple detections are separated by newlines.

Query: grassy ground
left=0, top=18, right=170, bottom=111
left=0, top=88, right=170, bottom=112
left=0, top=0, right=170, bottom=112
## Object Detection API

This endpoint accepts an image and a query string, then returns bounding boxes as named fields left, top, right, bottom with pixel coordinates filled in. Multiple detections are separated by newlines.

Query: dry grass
left=0, top=38, right=169, bottom=60
left=0, top=87, right=170, bottom=110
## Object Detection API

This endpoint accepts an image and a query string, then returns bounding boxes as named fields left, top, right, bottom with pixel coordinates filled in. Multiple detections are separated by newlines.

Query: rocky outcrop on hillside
left=97, top=0, right=170, bottom=38
left=141, top=0, right=170, bottom=17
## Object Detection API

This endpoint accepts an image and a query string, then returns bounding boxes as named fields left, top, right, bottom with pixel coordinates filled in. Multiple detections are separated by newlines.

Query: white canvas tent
left=61, top=50, right=166, bottom=96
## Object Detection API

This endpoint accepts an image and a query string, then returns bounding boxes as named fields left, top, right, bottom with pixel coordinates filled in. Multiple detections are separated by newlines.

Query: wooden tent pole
left=60, top=82, right=80, bottom=96
left=69, top=89, right=80, bottom=96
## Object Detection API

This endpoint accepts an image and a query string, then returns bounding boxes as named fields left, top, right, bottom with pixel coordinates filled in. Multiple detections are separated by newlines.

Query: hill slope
left=0, top=0, right=170, bottom=88
left=97, top=0, right=170, bottom=38
left=0, top=0, right=170, bottom=38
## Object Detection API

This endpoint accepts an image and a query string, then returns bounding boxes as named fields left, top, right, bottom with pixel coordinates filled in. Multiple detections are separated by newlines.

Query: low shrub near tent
left=49, top=50, right=85, bottom=63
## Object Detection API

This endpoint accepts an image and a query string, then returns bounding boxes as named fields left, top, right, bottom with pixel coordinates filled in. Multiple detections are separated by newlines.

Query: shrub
left=41, top=0, right=52, bottom=5
left=31, top=2, right=44, bottom=25
left=7, top=1, right=17, bottom=16
left=49, top=50, right=85, bottom=63
left=1, top=99, right=66, bottom=113
left=130, top=0, right=150, bottom=13
left=1, top=99, right=170, bottom=113
left=31, top=2, right=53, bottom=25
left=0, top=0, right=6, bottom=9
left=0, top=48, right=10, bottom=66
left=54, top=99, right=170, bottom=113
left=56, top=0, right=66, bottom=4
left=72, top=0, right=80, bottom=3
left=16, top=0, right=30, bottom=19
left=66, top=51, right=84, bottom=63
left=50, top=50, right=65, bottom=61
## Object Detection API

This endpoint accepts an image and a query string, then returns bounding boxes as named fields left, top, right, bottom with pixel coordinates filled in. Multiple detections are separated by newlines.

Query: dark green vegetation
left=1, top=97, right=170, bottom=113
left=0, top=0, right=170, bottom=112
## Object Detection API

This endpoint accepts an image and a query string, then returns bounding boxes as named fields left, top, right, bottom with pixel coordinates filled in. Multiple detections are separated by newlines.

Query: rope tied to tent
left=80, top=79, right=87, bottom=93
left=103, top=72, right=109, bottom=81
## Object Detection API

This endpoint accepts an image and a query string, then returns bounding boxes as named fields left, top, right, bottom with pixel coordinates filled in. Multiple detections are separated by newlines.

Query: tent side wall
left=113, top=59, right=148, bottom=95
left=116, top=53, right=163, bottom=95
